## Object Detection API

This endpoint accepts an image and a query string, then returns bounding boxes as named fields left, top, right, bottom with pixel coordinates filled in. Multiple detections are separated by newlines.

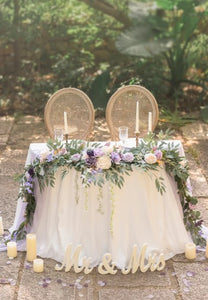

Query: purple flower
left=154, top=149, right=163, bottom=160
left=26, top=187, right=33, bottom=194
left=94, top=148, right=105, bottom=157
left=111, top=152, right=121, bottom=164
left=87, top=149, right=94, bottom=156
left=91, top=169, right=97, bottom=175
left=46, top=153, right=53, bottom=162
left=25, top=182, right=33, bottom=188
left=122, top=152, right=134, bottom=163
left=85, top=156, right=97, bottom=168
left=71, top=153, right=81, bottom=162
left=28, top=167, right=35, bottom=177
left=195, top=220, right=203, bottom=227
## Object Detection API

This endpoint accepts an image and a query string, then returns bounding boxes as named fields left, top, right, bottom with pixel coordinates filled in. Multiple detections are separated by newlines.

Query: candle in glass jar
left=148, top=112, right=152, bottom=133
left=0, top=216, right=4, bottom=235
left=33, top=258, right=44, bottom=273
left=185, top=242, right=196, bottom=259
left=135, top=101, right=139, bottom=133
left=7, top=241, right=17, bottom=258
left=26, top=233, right=37, bottom=262
left=64, top=111, right=68, bottom=134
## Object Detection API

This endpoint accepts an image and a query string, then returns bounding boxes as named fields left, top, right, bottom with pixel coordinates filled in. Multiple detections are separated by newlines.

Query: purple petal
left=183, top=288, right=190, bottom=293
left=76, top=284, right=83, bottom=289
left=199, top=256, right=206, bottom=261
left=25, top=262, right=32, bottom=269
left=6, top=261, right=12, bottom=265
left=45, top=278, right=52, bottom=284
left=42, top=283, right=48, bottom=288
left=57, top=279, right=62, bottom=284
left=10, top=280, right=16, bottom=286
left=97, top=280, right=106, bottom=287
left=69, top=283, right=74, bottom=287
left=85, top=280, right=90, bottom=284
left=146, top=295, right=154, bottom=299
left=171, top=272, right=177, bottom=276
left=0, top=279, right=7, bottom=284
left=186, top=271, right=196, bottom=277
left=38, top=281, right=44, bottom=285
left=183, top=279, right=191, bottom=287
left=205, top=267, right=208, bottom=271
left=62, top=282, right=67, bottom=287
left=159, top=272, right=166, bottom=276
left=83, top=283, right=88, bottom=287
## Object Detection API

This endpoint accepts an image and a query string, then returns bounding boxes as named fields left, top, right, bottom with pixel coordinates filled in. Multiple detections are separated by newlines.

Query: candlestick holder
left=64, top=133, right=69, bottom=145
left=135, top=132, right=139, bottom=147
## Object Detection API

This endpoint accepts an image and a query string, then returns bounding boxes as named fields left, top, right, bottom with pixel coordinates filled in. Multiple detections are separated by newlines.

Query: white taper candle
left=64, top=111, right=68, bottom=134
left=135, top=101, right=139, bottom=133
left=148, top=112, right=152, bottom=133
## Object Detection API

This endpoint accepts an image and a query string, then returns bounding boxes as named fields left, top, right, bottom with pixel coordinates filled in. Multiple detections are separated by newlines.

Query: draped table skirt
left=8, top=141, right=192, bottom=268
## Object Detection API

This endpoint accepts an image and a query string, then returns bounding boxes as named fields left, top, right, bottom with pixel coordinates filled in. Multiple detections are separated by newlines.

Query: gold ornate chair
left=44, top=88, right=95, bottom=140
left=106, top=85, right=159, bottom=140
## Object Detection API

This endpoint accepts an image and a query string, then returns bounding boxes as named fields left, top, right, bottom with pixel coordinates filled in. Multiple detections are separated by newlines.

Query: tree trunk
left=13, top=0, right=20, bottom=75
left=79, top=0, right=130, bottom=28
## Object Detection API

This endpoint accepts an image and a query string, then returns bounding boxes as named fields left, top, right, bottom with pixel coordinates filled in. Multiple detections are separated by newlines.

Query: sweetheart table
left=6, top=139, right=193, bottom=268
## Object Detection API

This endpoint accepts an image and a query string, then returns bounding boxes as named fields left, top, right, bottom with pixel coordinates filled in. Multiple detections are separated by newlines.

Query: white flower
left=97, top=156, right=112, bottom=170
left=144, top=153, right=157, bottom=164
left=40, top=149, right=51, bottom=162
left=102, top=145, right=114, bottom=154
left=82, top=151, right=88, bottom=159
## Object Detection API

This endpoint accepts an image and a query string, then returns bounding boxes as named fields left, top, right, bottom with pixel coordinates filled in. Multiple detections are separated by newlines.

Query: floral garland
left=11, top=131, right=205, bottom=246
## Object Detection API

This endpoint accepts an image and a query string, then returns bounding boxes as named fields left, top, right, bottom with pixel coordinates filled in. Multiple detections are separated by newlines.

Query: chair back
left=106, top=85, right=159, bottom=140
left=44, top=88, right=95, bottom=140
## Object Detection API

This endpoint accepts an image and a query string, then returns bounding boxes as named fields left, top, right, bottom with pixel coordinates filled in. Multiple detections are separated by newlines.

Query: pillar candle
left=26, top=233, right=37, bottom=262
left=135, top=101, right=139, bottom=133
left=205, top=239, right=208, bottom=258
left=148, top=112, right=152, bottom=133
left=7, top=241, right=17, bottom=258
left=0, top=216, right=4, bottom=235
left=64, top=111, right=68, bottom=134
left=33, top=258, right=44, bottom=273
left=185, top=242, right=196, bottom=259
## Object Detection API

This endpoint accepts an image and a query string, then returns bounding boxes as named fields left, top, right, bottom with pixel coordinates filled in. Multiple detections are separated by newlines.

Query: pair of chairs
left=44, top=85, right=159, bottom=141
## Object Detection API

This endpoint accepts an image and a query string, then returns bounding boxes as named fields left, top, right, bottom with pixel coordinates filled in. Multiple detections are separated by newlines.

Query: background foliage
left=0, top=0, right=207, bottom=121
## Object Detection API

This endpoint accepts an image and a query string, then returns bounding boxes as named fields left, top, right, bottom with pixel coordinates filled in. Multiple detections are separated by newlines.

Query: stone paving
left=0, top=115, right=208, bottom=300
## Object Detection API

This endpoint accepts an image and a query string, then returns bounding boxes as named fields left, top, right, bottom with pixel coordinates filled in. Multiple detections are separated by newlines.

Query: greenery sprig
left=11, top=131, right=205, bottom=246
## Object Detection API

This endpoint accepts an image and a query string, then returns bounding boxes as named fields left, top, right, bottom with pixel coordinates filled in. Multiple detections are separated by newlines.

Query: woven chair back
left=44, top=88, right=95, bottom=140
left=106, top=85, right=159, bottom=140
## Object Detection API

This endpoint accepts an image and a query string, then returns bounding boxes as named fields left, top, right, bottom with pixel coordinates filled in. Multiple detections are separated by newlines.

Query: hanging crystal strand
left=74, top=171, right=80, bottom=205
left=109, top=183, right=115, bottom=236
left=97, top=186, right=104, bottom=214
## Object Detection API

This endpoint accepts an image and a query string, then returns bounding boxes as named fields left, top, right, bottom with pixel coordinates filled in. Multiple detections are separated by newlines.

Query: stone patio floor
left=0, top=115, right=208, bottom=300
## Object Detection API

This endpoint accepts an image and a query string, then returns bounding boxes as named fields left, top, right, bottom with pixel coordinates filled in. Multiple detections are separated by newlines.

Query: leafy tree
left=116, top=0, right=208, bottom=108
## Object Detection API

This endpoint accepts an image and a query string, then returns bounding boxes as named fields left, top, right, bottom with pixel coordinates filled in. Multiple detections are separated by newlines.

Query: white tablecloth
left=9, top=139, right=192, bottom=267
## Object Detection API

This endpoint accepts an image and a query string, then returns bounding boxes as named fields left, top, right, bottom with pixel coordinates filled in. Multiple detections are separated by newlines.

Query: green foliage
left=200, top=106, right=208, bottom=123
left=10, top=132, right=205, bottom=246
left=88, top=70, right=111, bottom=109
left=0, top=0, right=207, bottom=115
left=116, top=0, right=208, bottom=107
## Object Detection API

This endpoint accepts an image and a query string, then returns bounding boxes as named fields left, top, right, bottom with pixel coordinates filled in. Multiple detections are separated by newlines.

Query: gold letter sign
left=55, top=243, right=165, bottom=274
